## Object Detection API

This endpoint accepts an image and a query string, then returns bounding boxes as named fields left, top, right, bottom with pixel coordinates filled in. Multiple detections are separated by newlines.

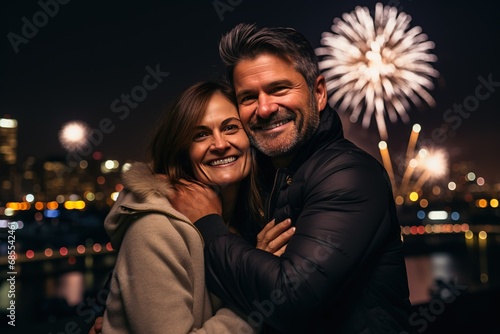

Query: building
left=0, top=117, right=19, bottom=201
left=0, top=117, right=17, bottom=165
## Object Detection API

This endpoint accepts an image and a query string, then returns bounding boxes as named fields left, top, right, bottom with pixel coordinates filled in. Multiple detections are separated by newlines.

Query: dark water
left=1, top=232, right=499, bottom=333
left=402, top=231, right=500, bottom=334
left=404, top=231, right=500, bottom=304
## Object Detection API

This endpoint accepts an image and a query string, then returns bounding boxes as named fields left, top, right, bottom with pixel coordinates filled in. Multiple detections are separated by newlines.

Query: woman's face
left=189, top=92, right=252, bottom=187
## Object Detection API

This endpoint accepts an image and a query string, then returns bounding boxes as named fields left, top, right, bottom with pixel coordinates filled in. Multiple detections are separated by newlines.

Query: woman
left=100, top=81, right=293, bottom=333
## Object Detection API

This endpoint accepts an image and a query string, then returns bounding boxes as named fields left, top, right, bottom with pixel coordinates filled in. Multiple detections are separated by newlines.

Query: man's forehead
left=235, top=52, right=293, bottom=69
left=233, top=54, right=297, bottom=85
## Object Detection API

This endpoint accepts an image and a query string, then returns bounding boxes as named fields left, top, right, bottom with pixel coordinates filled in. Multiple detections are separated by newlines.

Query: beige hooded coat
left=102, top=162, right=255, bottom=333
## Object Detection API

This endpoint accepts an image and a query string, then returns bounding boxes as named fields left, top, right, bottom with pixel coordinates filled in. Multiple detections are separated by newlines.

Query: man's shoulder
left=287, top=140, right=387, bottom=191
left=309, top=139, right=380, bottom=169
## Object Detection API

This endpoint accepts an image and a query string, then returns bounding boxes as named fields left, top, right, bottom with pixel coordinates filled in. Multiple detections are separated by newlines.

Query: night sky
left=2, top=0, right=499, bottom=182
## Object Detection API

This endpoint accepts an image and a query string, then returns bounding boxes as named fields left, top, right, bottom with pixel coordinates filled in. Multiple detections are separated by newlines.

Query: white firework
left=316, top=2, right=439, bottom=139
left=411, top=147, right=448, bottom=191
left=59, top=121, right=90, bottom=151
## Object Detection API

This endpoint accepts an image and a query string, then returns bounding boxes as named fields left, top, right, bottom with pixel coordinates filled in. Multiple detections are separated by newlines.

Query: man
left=167, top=23, right=413, bottom=334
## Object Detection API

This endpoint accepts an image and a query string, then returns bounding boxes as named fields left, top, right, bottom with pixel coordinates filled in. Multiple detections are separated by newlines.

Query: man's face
left=233, top=53, right=326, bottom=158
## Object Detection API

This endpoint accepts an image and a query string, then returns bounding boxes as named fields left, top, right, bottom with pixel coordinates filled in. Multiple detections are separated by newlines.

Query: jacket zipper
left=266, top=169, right=281, bottom=221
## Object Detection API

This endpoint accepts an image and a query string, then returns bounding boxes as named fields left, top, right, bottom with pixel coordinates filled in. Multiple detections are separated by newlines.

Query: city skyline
left=1, top=3, right=500, bottom=332
left=2, top=0, right=499, bottom=181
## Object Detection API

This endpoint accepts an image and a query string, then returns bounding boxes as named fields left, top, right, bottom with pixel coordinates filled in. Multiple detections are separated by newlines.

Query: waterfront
left=403, top=230, right=500, bottom=333
left=1, top=228, right=499, bottom=333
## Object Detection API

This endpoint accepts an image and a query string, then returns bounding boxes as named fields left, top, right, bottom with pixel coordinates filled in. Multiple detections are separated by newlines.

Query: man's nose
left=256, top=94, right=279, bottom=119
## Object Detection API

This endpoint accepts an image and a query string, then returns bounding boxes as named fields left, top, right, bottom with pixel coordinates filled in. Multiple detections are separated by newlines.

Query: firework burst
left=397, top=143, right=449, bottom=196
left=412, top=147, right=449, bottom=190
left=377, top=124, right=449, bottom=198
left=316, top=2, right=439, bottom=139
left=59, top=121, right=90, bottom=151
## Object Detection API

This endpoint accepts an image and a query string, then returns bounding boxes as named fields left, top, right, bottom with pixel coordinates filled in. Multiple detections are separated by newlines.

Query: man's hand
left=88, top=316, right=103, bottom=334
left=166, top=180, right=222, bottom=223
left=257, top=219, right=295, bottom=256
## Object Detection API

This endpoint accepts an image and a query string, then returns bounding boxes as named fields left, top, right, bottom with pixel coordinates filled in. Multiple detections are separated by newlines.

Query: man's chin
left=257, top=143, right=298, bottom=158
left=252, top=134, right=293, bottom=155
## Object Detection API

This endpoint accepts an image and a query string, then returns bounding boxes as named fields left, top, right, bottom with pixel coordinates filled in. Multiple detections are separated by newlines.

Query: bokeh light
left=59, top=121, right=90, bottom=152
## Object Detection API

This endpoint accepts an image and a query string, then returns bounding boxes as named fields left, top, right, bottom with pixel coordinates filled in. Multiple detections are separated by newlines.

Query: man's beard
left=248, top=98, right=320, bottom=158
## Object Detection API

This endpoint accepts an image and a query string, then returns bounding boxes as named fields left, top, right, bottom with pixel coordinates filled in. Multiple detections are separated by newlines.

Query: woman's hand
left=165, top=180, right=222, bottom=223
left=88, top=316, right=103, bottom=334
left=256, top=219, right=295, bottom=256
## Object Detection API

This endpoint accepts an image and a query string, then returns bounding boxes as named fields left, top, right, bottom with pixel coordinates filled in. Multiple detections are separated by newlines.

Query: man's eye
left=271, top=86, right=287, bottom=93
left=240, top=96, right=256, bottom=105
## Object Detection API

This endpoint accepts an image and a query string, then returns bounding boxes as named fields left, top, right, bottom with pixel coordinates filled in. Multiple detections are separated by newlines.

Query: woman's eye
left=223, top=124, right=240, bottom=133
left=193, top=132, right=209, bottom=140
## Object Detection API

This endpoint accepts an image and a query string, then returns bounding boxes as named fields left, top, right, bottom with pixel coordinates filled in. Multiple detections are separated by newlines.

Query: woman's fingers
left=88, top=317, right=103, bottom=334
left=257, top=219, right=277, bottom=243
left=273, top=244, right=288, bottom=257
left=256, top=218, right=295, bottom=255
left=272, top=224, right=295, bottom=256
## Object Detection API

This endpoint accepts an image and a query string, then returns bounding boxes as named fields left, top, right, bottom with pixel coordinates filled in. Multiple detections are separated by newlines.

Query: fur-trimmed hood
left=120, top=161, right=174, bottom=199
left=101, top=162, right=256, bottom=333
left=104, top=162, right=191, bottom=250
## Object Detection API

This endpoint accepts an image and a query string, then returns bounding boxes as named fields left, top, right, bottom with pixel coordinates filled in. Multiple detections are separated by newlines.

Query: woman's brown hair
left=147, top=81, right=264, bottom=239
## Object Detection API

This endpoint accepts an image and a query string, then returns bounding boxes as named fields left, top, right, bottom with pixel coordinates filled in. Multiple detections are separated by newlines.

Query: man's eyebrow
left=236, top=89, right=253, bottom=101
left=236, top=79, right=293, bottom=100
left=269, top=79, right=293, bottom=87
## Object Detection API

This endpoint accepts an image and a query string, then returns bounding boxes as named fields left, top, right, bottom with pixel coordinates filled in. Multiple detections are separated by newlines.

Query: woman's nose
left=211, top=133, right=230, bottom=151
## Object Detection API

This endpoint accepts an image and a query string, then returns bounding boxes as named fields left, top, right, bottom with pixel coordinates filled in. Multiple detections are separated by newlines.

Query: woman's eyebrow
left=194, top=117, right=241, bottom=129
left=221, top=117, right=242, bottom=125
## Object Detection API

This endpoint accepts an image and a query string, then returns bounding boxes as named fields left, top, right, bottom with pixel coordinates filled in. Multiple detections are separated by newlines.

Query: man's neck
left=271, top=154, right=296, bottom=169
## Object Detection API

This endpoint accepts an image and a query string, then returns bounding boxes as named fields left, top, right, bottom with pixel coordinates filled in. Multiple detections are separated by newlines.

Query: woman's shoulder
left=121, top=162, right=175, bottom=200
left=116, top=211, right=204, bottom=268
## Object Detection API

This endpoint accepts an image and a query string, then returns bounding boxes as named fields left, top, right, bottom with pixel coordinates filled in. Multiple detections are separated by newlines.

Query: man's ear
left=314, top=75, right=327, bottom=111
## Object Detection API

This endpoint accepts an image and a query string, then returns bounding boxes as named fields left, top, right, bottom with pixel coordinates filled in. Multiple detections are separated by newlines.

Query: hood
left=104, top=162, right=191, bottom=250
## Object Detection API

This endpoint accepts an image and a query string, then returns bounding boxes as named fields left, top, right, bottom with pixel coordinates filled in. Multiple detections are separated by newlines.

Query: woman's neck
left=220, top=182, right=240, bottom=225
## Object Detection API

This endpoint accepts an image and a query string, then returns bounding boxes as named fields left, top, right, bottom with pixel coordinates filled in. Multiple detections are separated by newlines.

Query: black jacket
left=196, top=106, right=413, bottom=333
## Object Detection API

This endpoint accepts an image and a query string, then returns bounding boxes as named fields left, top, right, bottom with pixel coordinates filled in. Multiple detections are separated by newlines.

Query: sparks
left=316, top=2, right=439, bottom=139
left=416, top=148, right=448, bottom=179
